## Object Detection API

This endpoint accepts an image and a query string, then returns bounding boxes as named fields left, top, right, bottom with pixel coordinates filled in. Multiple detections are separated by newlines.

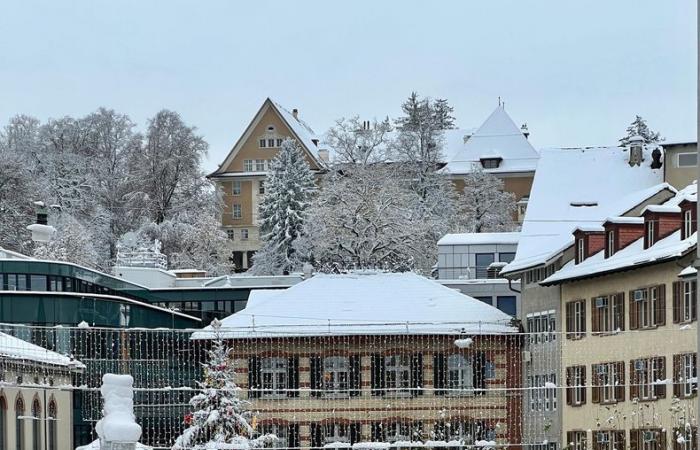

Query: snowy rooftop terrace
left=194, top=271, right=517, bottom=339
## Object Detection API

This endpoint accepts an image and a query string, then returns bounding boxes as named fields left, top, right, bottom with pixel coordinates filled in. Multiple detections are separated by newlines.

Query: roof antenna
left=498, top=96, right=501, bottom=106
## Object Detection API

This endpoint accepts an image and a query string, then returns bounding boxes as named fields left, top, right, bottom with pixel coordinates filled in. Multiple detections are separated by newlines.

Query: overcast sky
left=0, top=1, right=695, bottom=171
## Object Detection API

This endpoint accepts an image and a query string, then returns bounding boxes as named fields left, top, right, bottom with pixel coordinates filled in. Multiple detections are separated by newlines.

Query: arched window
left=14, top=397, right=24, bottom=450
left=47, top=401, right=56, bottom=450
left=30, top=399, right=39, bottom=450
left=0, top=396, right=7, bottom=450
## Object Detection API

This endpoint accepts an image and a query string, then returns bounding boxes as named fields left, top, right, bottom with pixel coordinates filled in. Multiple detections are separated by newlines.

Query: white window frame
left=267, top=138, right=275, bottom=148
left=323, top=423, right=350, bottom=447
left=681, top=353, right=697, bottom=397
left=323, top=356, right=350, bottom=395
left=232, top=180, right=241, bottom=196
left=241, top=229, right=249, bottom=240
left=226, top=230, right=235, bottom=240
left=573, top=300, right=585, bottom=337
left=572, top=366, right=585, bottom=405
left=684, top=209, right=693, bottom=237
left=683, top=281, right=694, bottom=322
left=259, top=139, right=267, bottom=148
left=386, top=422, right=411, bottom=443
left=446, top=354, right=473, bottom=394
left=569, top=431, right=587, bottom=450
left=259, top=180, right=265, bottom=195
left=384, top=354, right=411, bottom=393
left=232, top=204, right=242, bottom=219
left=646, top=220, right=655, bottom=246
left=607, top=230, right=615, bottom=256
left=634, top=358, right=659, bottom=401
left=577, top=238, right=585, bottom=262
left=260, top=357, right=288, bottom=398
left=256, top=159, right=266, bottom=172
left=597, top=362, right=620, bottom=403
left=244, top=159, right=254, bottom=172
left=635, top=288, right=657, bottom=329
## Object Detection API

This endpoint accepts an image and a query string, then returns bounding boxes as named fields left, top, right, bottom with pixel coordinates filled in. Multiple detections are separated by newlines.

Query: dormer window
left=684, top=209, right=693, bottom=239
left=576, top=238, right=585, bottom=264
left=259, top=139, right=267, bottom=148
left=607, top=230, right=615, bottom=257
left=645, top=219, right=656, bottom=248
left=480, top=157, right=502, bottom=169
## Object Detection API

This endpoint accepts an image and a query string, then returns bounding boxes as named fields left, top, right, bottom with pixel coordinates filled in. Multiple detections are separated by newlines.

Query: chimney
left=318, top=149, right=330, bottom=163
left=521, top=123, right=530, bottom=139
left=628, top=135, right=644, bottom=166
left=292, top=108, right=299, bottom=119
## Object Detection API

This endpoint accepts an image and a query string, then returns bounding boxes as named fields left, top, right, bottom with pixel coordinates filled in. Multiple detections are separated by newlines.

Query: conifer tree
left=619, top=115, right=662, bottom=145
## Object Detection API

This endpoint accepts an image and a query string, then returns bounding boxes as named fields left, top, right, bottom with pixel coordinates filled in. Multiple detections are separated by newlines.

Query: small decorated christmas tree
left=173, top=320, right=275, bottom=450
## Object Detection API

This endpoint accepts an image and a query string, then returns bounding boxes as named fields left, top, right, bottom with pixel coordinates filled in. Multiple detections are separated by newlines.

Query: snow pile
left=95, top=374, right=142, bottom=444
left=454, top=338, right=473, bottom=348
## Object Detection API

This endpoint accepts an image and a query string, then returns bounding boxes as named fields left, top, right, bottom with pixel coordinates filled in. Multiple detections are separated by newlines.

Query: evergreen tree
left=251, top=138, right=315, bottom=275
left=173, top=320, right=274, bottom=450
left=619, top=115, right=662, bottom=145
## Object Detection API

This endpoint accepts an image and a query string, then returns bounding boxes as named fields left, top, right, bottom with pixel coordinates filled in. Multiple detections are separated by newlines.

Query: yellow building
left=541, top=182, right=698, bottom=450
left=208, top=99, right=329, bottom=271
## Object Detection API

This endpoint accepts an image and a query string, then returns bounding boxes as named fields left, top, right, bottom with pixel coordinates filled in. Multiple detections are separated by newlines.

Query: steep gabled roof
left=193, top=271, right=517, bottom=338
left=442, top=105, right=539, bottom=175
left=209, top=98, right=326, bottom=177
left=501, top=146, right=667, bottom=275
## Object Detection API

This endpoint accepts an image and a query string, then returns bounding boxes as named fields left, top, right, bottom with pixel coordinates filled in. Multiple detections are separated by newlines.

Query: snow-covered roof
left=193, top=272, right=517, bottom=339
left=604, top=216, right=645, bottom=225
left=0, top=331, right=84, bottom=369
left=679, top=266, right=697, bottom=277
left=501, top=146, right=667, bottom=275
left=641, top=204, right=682, bottom=214
left=437, top=232, right=520, bottom=246
left=272, top=100, right=324, bottom=162
left=441, top=106, right=539, bottom=175
left=0, top=247, right=33, bottom=260
left=542, top=182, right=698, bottom=285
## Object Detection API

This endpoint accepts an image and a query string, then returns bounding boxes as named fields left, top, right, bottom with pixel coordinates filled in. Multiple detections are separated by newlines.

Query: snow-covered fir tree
left=619, top=115, right=662, bottom=145
left=173, top=320, right=275, bottom=450
left=250, top=138, right=315, bottom=275
left=459, top=168, right=517, bottom=233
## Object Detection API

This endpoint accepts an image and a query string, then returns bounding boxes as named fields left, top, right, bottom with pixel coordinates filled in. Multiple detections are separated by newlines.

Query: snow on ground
left=193, top=271, right=517, bottom=339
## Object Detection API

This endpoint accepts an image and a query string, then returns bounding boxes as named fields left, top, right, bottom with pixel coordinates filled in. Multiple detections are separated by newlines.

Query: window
left=566, top=365, right=586, bottom=406
left=384, top=354, right=411, bottom=393
left=592, top=294, right=624, bottom=334
left=607, top=230, right=615, bottom=257
left=475, top=253, right=495, bottom=278
left=232, top=204, right=242, bottom=219
left=226, top=230, right=235, bottom=240
left=475, top=296, right=493, bottom=306
left=323, top=356, right=350, bottom=394
left=576, top=238, right=585, bottom=263
left=259, top=139, right=267, bottom=148
left=630, top=286, right=666, bottom=330
left=256, top=159, right=266, bottom=172
left=498, top=252, right=516, bottom=263
left=15, top=397, right=23, bottom=450
left=446, top=354, right=473, bottom=393
left=631, top=429, right=665, bottom=450
left=259, top=424, right=288, bottom=449
left=241, top=229, right=249, bottom=240
left=244, top=159, right=254, bottom=171
left=497, top=296, right=517, bottom=316
left=566, top=300, right=586, bottom=339
left=526, top=311, right=556, bottom=344
left=673, top=281, right=697, bottom=324
left=529, top=374, right=556, bottom=411
left=258, top=357, right=289, bottom=398
left=232, top=180, right=241, bottom=196
left=678, top=152, right=698, bottom=167
left=593, top=430, right=625, bottom=450
left=433, top=420, right=488, bottom=444
left=267, top=139, right=275, bottom=148
left=673, top=426, right=697, bottom=450
left=322, top=423, right=350, bottom=447
left=481, top=158, right=501, bottom=169
left=567, top=431, right=587, bottom=450
left=631, top=357, right=666, bottom=401
left=673, top=353, right=697, bottom=398
left=259, top=180, right=265, bottom=195
left=646, top=219, right=656, bottom=247
left=592, top=362, right=624, bottom=404
left=684, top=209, right=693, bottom=238
left=310, top=355, right=360, bottom=398
left=275, top=138, right=282, bottom=147
left=31, top=399, right=39, bottom=450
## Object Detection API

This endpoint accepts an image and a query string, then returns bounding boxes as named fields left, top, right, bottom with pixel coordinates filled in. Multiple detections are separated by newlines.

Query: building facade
left=662, top=141, right=698, bottom=190
left=207, top=98, right=328, bottom=271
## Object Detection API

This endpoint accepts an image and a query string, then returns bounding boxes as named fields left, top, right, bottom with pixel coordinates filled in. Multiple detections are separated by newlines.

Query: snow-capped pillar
left=95, top=374, right=142, bottom=450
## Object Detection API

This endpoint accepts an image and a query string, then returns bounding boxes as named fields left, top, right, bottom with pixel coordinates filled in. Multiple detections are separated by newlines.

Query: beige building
left=0, top=332, right=84, bottom=450
left=541, top=181, right=698, bottom=450
left=208, top=98, right=328, bottom=271
left=663, top=141, right=698, bottom=191
left=203, top=272, right=522, bottom=449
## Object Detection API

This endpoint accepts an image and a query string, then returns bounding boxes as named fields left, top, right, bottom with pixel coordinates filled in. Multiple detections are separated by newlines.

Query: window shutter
left=591, top=298, right=600, bottom=333
left=655, top=356, right=666, bottom=399
left=371, top=354, right=384, bottom=396
left=310, top=423, right=323, bottom=449
left=673, top=281, right=682, bottom=323
left=673, top=354, right=682, bottom=398
left=287, top=356, right=299, bottom=398
left=630, top=430, right=639, bottom=450
left=591, top=364, right=600, bottom=404
left=473, top=352, right=487, bottom=395
left=309, top=356, right=322, bottom=398
left=615, top=293, right=626, bottom=331
left=566, top=367, right=573, bottom=405
left=350, top=423, right=361, bottom=445
left=659, top=429, right=667, bottom=450
left=615, top=361, right=625, bottom=402
left=566, top=302, right=573, bottom=339
left=410, top=353, right=423, bottom=397
left=288, top=424, right=299, bottom=450
left=581, top=365, right=587, bottom=404
left=656, top=285, right=666, bottom=326
left=692, top=281, right=697, bottom=321
left=615, top=431, right=625, bottom=450
left=248, top=356, right=261, bottom=399
left=582, top=301, right=587, bottom=333
left=349, top=355, right=361, bottom=397
left=371, top=422, right=383, bottom=441
left=630, top=360, right=639, bottom=400
left=433, top=353, right=446, bottom=396
left=566, top=432, right=574, bottom=448
left=629, top=290, right=639, bottom=330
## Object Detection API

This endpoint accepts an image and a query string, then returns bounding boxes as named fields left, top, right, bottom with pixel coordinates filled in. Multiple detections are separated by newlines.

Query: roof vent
left=521, top=123, right=529, bottom=139
left=570, top=201, right=598, bottom=207
left=628, top=135, right=644, bottom=167
left=292, top=108, right=299, bottom=119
